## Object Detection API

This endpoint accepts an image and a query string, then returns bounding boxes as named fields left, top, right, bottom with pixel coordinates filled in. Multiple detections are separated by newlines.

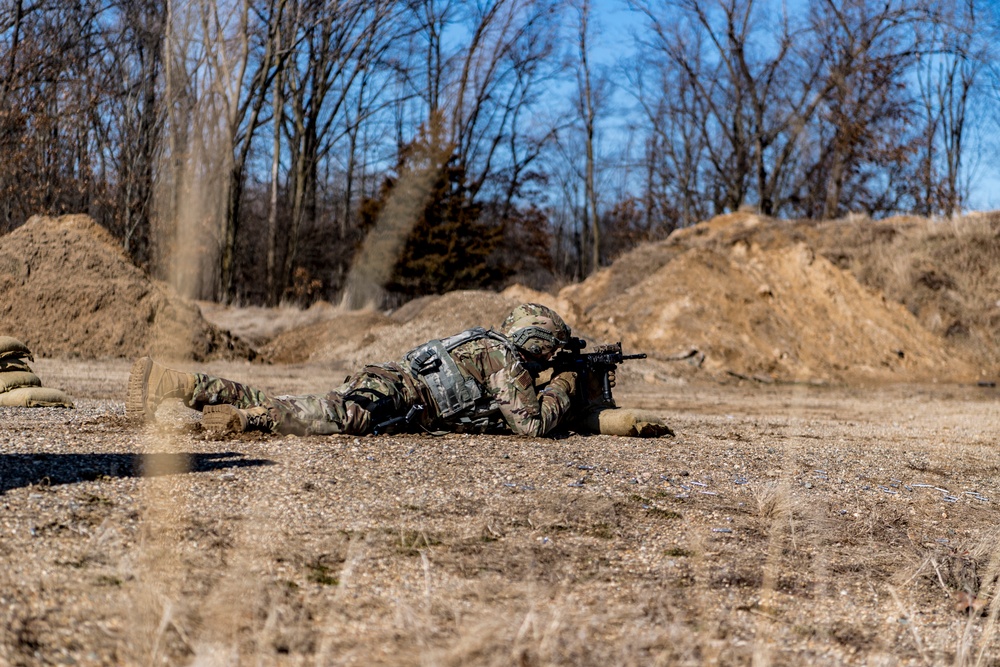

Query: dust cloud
left=340, top=140, right=450, bottom=310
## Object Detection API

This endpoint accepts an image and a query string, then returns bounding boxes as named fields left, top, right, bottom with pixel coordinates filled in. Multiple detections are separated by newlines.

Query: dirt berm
left=562, top=212, right=995, bottom=384
left=0, top=215, right=253, bottom=361
left=2, top=212, right=995, bottom=385
left=266, top=213, right=992, bottom=385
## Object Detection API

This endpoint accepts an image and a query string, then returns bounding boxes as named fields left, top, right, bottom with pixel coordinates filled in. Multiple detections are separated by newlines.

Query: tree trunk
left=267, top=66, right=282, bottom=306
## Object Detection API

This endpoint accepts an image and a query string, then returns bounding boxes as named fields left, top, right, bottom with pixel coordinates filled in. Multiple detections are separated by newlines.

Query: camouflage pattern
left=499, top=303, right=571, bottom=359
left=189, top=373, right=359, bottom=435
left=406, top=332, right=485, bottom=419
left=186, top=305, right=575, bottom=437
left=442, top=331, right=572, bottom=435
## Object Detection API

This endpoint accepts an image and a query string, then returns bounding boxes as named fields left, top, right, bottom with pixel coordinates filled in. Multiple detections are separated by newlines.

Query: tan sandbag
left=0, top=386, right=74, bottom=408
left=0, top=336, right=33, bottom=361
left=0, top=357, right=32, bottom=372
left=580, top=408, right=674, bottom=438
left=0, top=370, right=41, bottom=393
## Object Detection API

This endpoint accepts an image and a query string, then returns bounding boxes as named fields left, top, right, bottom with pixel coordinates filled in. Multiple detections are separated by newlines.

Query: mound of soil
left=260, top=308, right=396, bottom=365
left=254, top=211, right=993, bottom=384
left=13, top=210, right=994, bottom=385
left=197, top=300, right=342, bottom=348
left=560, top=212, right=989, bottom=383
left=565, top=241, right=966, bottom=383
left=650, top=212, right=1000, bottom=377
left=0, top=215, right=254, bottom=361
left=362, top=290, right=524, bottom=364
left=809, top=213, right=1000, bottom=375
left=263, top=290, right=526, bottom=367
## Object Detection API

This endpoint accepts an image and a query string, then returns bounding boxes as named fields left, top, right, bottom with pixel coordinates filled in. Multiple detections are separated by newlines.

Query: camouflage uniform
left=186, top=326, right=574, bottom=437
left=127, top=303, right=577, bottom=437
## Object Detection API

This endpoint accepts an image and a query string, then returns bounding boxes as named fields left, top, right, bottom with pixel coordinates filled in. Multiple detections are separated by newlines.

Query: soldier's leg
left=188, top=373, right=271, bottom=410
left=192, top=374, right=279, bottom=434
left=226, top=367, right=410, bottom=436
left=127, top=356, right=279, bottom=428
left=127, top=356, right=274, bottom=420
left=203, top=391, right=368, bottom=435
left=190, top=375, right=295, bottom=434
left=337, top=366, right=412, bottom=433
left=198, top=366, right=410, bottom=436
left=267, top=393, right=367, bottom=435
left=202, top=404, right=275, bottom=434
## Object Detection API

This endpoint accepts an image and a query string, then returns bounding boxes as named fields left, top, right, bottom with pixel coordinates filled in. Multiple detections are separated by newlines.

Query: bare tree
left=276, top=0, right=397, bottom=305
left=625, top=35, right=711, bottom=232
left=406, top=0, right=563, bottom=205
left=631, top=0, right=835, bottom=219
left=915, top=0, right=984, bottom=216
left=101, top=0, right=167, bottom=269
left=804, top=0, right=927, bottom=218
left=265, top=5, right=286, bottom=304
left=221, top=0, right=289, bottom=302
left=0, top=0, right=995, bottom=305
left=573, top=0, right=600, bottom=273
left=167, top=0, right=290, bottom=302
left=0, top=0, right=41, bottom=230
left=629, top=0, right=945, bottom=223
left=0, top=0, right=112, bottom=230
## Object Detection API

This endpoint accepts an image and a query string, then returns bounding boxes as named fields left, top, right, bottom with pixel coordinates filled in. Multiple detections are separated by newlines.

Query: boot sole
left=203, top=405, right=248, bottom=433
left=125, top=357, right=153, bottom=421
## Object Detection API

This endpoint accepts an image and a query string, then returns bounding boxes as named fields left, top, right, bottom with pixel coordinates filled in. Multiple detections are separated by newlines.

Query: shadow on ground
left=0, top=452, right=274, bottom=494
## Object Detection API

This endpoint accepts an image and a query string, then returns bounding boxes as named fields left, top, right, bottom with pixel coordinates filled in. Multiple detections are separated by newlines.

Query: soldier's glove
left=607, top=370, right=616, bottom=388
left=549, top=370, right=578, bottom=396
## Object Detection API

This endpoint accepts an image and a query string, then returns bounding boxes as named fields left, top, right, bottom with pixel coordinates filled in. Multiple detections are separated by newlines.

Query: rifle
left=548, top=338, right=647, bottom=405
left=372, top=403, right=424, bottom=436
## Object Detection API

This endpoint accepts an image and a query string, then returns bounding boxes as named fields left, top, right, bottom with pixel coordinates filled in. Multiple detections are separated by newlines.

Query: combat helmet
left=500, top=303, right=571, bottom=360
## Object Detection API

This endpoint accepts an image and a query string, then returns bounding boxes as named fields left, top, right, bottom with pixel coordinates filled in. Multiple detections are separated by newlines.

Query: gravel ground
left=2, top=360, right=999, bottom=666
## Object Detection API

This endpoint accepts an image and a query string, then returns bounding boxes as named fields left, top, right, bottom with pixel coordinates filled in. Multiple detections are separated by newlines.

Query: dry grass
left=3, top=365, right=1000, bottom=665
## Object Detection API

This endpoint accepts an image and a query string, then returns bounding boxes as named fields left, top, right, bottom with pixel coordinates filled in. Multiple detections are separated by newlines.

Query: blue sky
left=588, top=0, right=1000, bottom=214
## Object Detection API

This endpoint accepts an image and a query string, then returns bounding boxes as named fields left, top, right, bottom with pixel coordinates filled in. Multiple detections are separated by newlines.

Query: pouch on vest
left=407, top=338, right=482, bottom=419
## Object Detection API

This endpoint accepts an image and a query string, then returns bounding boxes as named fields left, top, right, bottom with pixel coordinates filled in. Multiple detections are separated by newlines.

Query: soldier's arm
left=489, top=354, right=573, bottom=437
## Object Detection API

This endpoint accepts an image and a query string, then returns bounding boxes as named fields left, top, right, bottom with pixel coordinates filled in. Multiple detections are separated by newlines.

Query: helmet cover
left=500, top=303, right=571, bottom=359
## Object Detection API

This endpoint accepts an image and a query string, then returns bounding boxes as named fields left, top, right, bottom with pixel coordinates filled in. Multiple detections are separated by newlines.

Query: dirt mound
left=0, top=215, right=254, bottom=361
left=564, top=241, right=972, bottom=383
left=260, top=308, right=396, bottom=364
left=365, top=290, right=522, bottom=364
left=257, top=211, right=992, bottom=384
left=197, top=300, right=342, bottom=348
left=649, top=212, right=1000, bottom=374
left=500, top=284, right=581, bottom=330
left=808, top=213, right=1000, bottom=375
left=559, top=212, right=994, bottom=383
left=261, top=290, right=530, bottom=367
left=193, top=209, right=1000, bottom=384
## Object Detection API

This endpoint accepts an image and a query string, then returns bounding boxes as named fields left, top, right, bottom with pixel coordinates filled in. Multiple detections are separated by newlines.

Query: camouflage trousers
left=188, top=363, right=421, bottom=436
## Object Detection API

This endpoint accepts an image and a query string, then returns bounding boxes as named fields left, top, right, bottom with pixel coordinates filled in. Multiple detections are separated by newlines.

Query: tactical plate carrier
left=405, top=327, right=516, bottom=429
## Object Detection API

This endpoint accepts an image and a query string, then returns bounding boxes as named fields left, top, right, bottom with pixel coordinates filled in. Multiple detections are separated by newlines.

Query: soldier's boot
left=202, top=405, right=274, bottom=434
left=126, top=356, right=196, bottom=421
